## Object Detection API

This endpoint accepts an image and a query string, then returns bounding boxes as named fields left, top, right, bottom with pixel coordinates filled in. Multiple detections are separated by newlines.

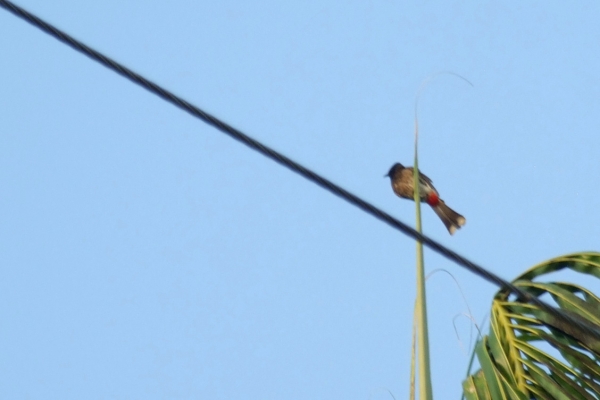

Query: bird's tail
left=432, top=200, right=466, bottom=235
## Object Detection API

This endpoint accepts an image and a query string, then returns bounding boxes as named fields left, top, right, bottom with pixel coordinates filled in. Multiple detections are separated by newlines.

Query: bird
left=385, top=162, right=466, bottom=235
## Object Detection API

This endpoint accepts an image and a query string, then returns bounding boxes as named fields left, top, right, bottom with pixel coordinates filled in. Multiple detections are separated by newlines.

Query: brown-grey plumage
left=385, top=163, right=466, bottom=235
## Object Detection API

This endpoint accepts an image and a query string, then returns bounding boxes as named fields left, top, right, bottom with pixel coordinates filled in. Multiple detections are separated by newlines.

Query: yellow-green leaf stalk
left=413, top=117, right=433, bottom=400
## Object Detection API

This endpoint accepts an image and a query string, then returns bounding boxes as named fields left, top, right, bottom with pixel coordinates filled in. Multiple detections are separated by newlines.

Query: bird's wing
left=419, top=172, right=433, bottom=185
left=406, top=167, right=434, bottom=185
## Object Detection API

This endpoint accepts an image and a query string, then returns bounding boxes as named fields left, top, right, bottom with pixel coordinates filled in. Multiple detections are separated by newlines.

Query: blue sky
left=2, top=1, right=600, bottom=399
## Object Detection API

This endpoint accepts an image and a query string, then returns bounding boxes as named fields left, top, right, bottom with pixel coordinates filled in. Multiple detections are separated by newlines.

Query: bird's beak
left=384, top=173, right=389, bottom=178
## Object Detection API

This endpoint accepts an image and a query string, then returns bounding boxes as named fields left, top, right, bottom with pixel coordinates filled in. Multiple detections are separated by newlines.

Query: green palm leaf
left=463, top=252, right=600, bottom=399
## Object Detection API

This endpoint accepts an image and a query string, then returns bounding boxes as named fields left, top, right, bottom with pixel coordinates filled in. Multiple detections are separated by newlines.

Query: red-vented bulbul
left=386, top=163, right=466, bottom=235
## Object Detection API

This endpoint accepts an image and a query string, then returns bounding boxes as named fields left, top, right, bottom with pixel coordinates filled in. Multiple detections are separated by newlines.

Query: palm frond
left=463, top=252, right=600, bottom=399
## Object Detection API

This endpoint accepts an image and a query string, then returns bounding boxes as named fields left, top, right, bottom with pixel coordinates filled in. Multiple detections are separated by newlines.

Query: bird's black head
left=385, top=163, right=404, bottom=178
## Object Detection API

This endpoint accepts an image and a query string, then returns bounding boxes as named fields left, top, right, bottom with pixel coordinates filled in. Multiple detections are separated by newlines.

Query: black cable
left=2, top=0, right=599, bottom=341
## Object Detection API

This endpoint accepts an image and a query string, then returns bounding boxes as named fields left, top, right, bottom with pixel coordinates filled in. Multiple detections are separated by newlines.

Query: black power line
left=1, top=0, right=599, bottom=341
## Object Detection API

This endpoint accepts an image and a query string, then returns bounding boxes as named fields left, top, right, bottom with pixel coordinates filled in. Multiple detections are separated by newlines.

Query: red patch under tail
left=426, top=192, right=440, bottom=207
